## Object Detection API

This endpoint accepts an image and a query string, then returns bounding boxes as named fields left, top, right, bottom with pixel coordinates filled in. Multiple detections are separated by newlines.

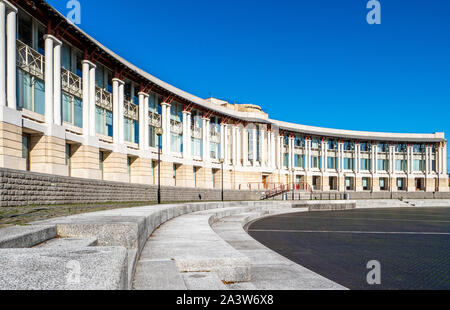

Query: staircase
left=262, top=183, right=313, bottom=200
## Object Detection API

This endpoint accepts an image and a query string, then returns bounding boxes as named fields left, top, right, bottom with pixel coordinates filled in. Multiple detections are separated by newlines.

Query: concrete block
left=0, top=225, right=57, bottom=249
left=34, top=237, right=98, bottom=249
left=0, top=247, right=128, bottom=290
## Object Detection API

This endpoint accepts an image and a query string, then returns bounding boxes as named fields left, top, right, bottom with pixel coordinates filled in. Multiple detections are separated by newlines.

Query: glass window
left=377, top=159, right=388, bottom=171
left=377, top=143, right=389, bottom=153
left=311, top=156, right=321, bottom=169
left=248, top=130, right=254, bottom=161
left=283, top=153, right=289, bottom=167
left=61, top=44, right=72, bottom=71
left=17, top=69, right=45, bottom=115
left=344, top=158, right=354, bottom=170
left=18, top=12, right=33, bottom=47
left=171, top=133, right=183, bottom=153
left=327, top=140, right=337, bottom=150
left=95, top=65, right=105, bottom=88
left=294, top=154, right=305, bottom=168
left=191, top=138, right=202, bottom=157
left=343, top=141, right=354, bottom=151
left=395, top=160, right=407, bottom=172
left=311, top=138, right=319, bottom=149
left=360, top=159, right=371, bottom=171
left=327, top=157, right=337, bottom=169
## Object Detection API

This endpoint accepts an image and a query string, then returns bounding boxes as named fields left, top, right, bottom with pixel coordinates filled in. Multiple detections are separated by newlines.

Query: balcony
left=149, top=111, right=161, bottom=128
left=95, top=87, right=113, bottom=111
left=124, top=100, right=138, bottom=121
left=191, top=125, right=203, bottom=139
left=210, top=129, right=221, bottom=144
left=61, top=68, right=82, bottom=98
left=16, top=40, right=44, bottom=79
left=170, top=119, right=183, bottom=134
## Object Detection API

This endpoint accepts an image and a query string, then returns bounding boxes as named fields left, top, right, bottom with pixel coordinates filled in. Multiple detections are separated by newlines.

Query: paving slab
left=134, top=260, right=187, bottom=290
left=182, top=272, right=228, bottom=290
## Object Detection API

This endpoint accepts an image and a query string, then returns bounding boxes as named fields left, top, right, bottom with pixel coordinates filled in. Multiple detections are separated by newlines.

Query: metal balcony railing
left=191, top=125, right=202, bottom=139
left=61, top=68, right=82, bottom=98
left=95, top=87, right=113, bottom=111
left=149, top=111, right=161, bottom=128
left=170, top=119, right=183, bottom=134
left=124, top=100, right=138, bottom=121
left=210, top=129, right=221, bottom=144
left=16, top=40, right=44, bottom=79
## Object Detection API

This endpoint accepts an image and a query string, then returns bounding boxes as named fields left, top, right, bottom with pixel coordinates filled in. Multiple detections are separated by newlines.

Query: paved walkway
left=212, top=212, right=347, bottom=290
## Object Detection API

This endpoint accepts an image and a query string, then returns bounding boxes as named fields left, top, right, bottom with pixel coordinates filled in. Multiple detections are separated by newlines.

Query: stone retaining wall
left=0, top=168, right=261, bottom=207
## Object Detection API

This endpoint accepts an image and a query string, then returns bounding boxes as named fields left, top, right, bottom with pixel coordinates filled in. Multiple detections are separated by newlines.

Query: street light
left=219, top=158, right=225, bottom=202
left=155, top=127, right=164, bottom=204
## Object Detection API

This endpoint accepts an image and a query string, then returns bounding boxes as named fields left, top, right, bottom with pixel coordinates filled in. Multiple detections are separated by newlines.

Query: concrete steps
left=34, top=237, right=98, bottom=249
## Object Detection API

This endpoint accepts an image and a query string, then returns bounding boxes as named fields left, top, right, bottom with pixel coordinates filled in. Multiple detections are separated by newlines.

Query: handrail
left=16, top=40, right=45, bottom=79
left=260, top=182, right=314, bottom=200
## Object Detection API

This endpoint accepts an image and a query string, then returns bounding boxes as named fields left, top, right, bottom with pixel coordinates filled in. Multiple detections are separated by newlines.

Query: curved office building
left=0, top=0, right=448, bottom=196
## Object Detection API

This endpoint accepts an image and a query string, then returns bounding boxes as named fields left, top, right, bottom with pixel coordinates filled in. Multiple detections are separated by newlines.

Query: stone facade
left=0, top=168, right=261, bottom=207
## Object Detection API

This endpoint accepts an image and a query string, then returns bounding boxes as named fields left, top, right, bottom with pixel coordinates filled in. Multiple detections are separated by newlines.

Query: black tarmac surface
left=248, top=207, right=450, bottom=290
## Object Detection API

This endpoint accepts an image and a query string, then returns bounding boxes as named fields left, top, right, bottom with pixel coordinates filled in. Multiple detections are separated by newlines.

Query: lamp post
left=291, top=168, right=295, bottom=200
left=155, top=127, right=164, bottom=204
left=219, top=158, right=225, bottom=202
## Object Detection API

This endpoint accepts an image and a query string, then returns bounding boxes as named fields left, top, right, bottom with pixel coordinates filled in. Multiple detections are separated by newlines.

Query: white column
left=44, top=35, right=54, bottom=124
left=374, top=144, right=378, bottom=173
left=202, top=118, right=210, bottom=161
left=6, top=7, right=16, bottom=109
left=241, top=127, right=247, bottom=165
left=186, top=112, right=191, bottom=158
left=390, top=145, right=395, bottom=175
left=355, top=143, right=360, bottom=173
left=305, top=138, right=311, bottom=171
left=220, top=123, right=225, bottom=161
left=252, top=127, right=257, bottom=166
left=338, top=142, right=343, bottom=173
left=112, top=78, right=120, bottom=144
left=138, top=92, right=146, bottom=151
left=53, top=41, right=62, bottom=125
left=276, top=135, right=281, bottom=169
left=118, top=80, right=125, bottom=145
left=288, top=137, right=294, bottom=170
left=223, top=124, right=228, bottom=163
left=161, top=103, right=171, bottom=155
left=443, top=143, right=447, bottom=175
left=321, top=140, right=326, bottom=172
left=0, top=2, right=6, bottom=107
left=232, top=126, right=237, bottom=165
left=267, top=130, right=271, bottom=168
left=271, top=132, right=276, bottom=168
left=182, top=111, right=190, bottom=158
left=82, top=61, right=90, bottom=137
left=143, top=94, right=149, bottom=150
left=88, top=63, right=96, bottom=136
left=260, top=126, right=266, bottom=167
left=236, top=127, right=241, bottom=165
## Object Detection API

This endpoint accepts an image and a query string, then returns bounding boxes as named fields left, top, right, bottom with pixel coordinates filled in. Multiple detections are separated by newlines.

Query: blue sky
left=47, top=0, right=450, bottom=171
